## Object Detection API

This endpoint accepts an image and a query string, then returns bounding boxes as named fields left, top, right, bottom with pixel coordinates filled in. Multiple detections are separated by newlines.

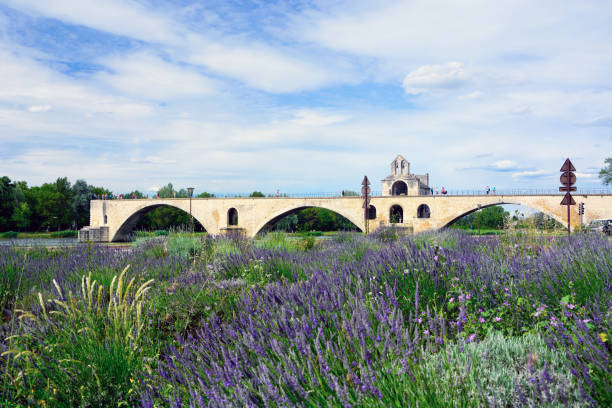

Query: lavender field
left=0, top=230, right=610, bottom=407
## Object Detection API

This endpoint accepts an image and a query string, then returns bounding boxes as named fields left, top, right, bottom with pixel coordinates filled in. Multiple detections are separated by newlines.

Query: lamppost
left=187, top=187, right=194, bottom=233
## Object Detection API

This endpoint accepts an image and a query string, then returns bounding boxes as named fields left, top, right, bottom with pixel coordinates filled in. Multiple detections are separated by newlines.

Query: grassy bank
left=0, top=230, right=77, bottom=239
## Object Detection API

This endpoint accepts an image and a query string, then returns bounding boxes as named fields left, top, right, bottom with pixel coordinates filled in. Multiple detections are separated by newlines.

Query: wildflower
left=582, top=319, right=591, bottom=324
left=448, top=297, right=454, bottom=303
left=433, top=256, right=439, bottom=262
left=423, top=330, right=429, bottom=335
left=467, top=333, right=477, bottom=343
left=479, top=318, right=485, bottom=324
left=600, top=333, right=608, bottom=343
left=493, top=316, right=501, bottom=322
left=567, top=303, right=575, bottom=310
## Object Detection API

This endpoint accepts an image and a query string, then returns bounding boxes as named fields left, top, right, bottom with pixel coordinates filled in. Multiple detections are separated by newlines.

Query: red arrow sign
left=560, top=192, right=576, bottom=206
left=560, top=158, right=576, bottom=172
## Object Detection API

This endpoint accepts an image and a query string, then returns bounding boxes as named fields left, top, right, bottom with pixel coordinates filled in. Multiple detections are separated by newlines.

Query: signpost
left=559, top=158, right=576, bottom=236
left=362, top=176, right=371, bottom=234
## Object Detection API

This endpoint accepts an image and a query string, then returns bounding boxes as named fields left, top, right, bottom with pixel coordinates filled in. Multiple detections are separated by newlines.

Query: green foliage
left=156, top=182, right=189, bottom=198
left=599, top=157, right=612, bottom=185
left=49, top=230, right=77, bottom=238
left=196, top=191, right=215, bottom=198
left=297, top=208, right=357, bottom=232
left=249, top=191, right=265, bottom=197
left=167, top=235, right=202, bottom=258
left=411, top=332, right=582, bottom=406
left=452, top=205, right=509, bottom=230
left=3, top=267, right=155, bottom=407
left=0, top=231, right=18, bottom=239
left=0, top=177, right=19, bottom=231
left=343, top=190, right=359, bottom=196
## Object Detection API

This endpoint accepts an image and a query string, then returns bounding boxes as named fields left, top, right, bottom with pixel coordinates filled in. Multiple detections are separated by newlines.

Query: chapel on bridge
left=381, top=155, right=430, bottom=196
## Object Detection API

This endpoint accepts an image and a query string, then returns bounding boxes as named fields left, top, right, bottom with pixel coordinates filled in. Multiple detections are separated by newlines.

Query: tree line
left=0, top=176, right=112, bottom=232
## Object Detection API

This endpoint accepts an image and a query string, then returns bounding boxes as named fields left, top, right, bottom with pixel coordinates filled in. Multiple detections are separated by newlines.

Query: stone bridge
left=80, top=193, right=612, bottom=241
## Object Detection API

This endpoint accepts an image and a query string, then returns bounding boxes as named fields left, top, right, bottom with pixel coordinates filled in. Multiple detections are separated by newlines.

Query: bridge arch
left=111, top=202, right=213, bottom=241
left=440, top=200, right=566, bottom=229
left=253, top=204, right=364, bottom=236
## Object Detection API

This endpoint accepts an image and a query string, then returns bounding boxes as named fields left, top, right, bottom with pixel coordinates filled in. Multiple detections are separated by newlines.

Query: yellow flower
left=600, top=333, right=608, bottom=343
left=53, top=388, right=57, bottom=395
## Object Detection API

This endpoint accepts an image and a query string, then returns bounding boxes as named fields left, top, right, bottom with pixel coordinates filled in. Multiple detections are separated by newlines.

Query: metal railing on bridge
left=211, top=188, right=612, bottom=198
left=96, top=188, right=612, bottom=200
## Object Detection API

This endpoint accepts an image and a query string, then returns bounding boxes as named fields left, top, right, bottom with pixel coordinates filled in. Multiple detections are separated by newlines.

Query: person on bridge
left=486, top=186, right=490, bottom=195
left=492, top=186, right=496, bottom=195
left=441, top=187, right=447, bottom=195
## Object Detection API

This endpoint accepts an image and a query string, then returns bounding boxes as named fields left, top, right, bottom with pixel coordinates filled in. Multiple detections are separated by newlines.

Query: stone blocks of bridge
left=84, top=194, right=612, bottom=242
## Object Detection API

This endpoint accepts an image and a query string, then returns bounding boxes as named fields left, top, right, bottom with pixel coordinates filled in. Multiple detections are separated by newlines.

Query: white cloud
left=95, top=53, right=215, bottom=100
left=27, top=104, right=51, bottom=112
left=576, top=115, right=612, bottom=127
left=3, top=0, right=179, bottom=44
left=402, top=62, right=469, bottom=95
left=459, top=91, right=484, bottom=100
left=290, top=110, right=350, bottom=126
left=492, top=160, right=517, bottom=170
left=512, top=169, right=549, bottom=178
left=574, top=172, right=599, bottom=179
left=188, top=43, right=343, bottom=93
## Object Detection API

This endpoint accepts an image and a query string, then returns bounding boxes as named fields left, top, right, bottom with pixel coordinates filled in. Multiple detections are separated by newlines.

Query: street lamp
left=187, top=187, right=195, bottom=233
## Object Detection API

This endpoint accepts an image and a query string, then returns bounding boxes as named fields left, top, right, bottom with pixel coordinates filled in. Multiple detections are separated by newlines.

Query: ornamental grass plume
left=2, top=265, right=155, bottom=407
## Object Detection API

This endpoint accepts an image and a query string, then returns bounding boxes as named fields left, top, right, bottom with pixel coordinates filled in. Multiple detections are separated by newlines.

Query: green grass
left=0, top=230, right=77, bottom=239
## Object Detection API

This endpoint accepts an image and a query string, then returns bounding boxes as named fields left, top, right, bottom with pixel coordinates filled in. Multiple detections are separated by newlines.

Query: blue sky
left=0, top=0, right=610, bottom=195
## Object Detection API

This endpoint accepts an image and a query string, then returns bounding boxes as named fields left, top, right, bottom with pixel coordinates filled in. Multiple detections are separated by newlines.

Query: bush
left=3, top=266, right=155, bottom=407
left=0, top=231, right=18, bottom=239
left=416, top=332, right=583, bottom=406
left=50, top=230, right=77, bottom=238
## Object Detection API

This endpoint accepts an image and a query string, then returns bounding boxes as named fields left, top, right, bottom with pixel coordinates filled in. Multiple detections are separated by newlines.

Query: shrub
left=0, top=231, right=18, bottom=239
left=416, top=332, right=584, bottom=406
left=3, top=266, right=155, bottom=407
left=50, top=230, right=77, bottom=238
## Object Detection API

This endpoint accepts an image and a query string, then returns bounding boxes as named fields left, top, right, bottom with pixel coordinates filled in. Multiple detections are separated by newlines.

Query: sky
left=0, top=0, right=611, bottom=196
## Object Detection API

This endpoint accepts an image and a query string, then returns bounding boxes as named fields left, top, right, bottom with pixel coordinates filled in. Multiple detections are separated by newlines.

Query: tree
left=0, top=177, right=17, bottom=230
left=249, top=191, right=265, bottom=197
left=92, top=186, right=112, bottom=198
left=343, top=190, right=359, bottom=196
left=122, top=190, right=145, bottom=199
left=453, top=206, right=509, bottom=230
left=197, top=192, right=215, bottom=198
left=599, top=158, right=612, bottom=185
left=54, top=177, right=73, bottom=229
left=71, top=179, right=93, bottom=229
left=157, top=183, right=175, bottom=198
